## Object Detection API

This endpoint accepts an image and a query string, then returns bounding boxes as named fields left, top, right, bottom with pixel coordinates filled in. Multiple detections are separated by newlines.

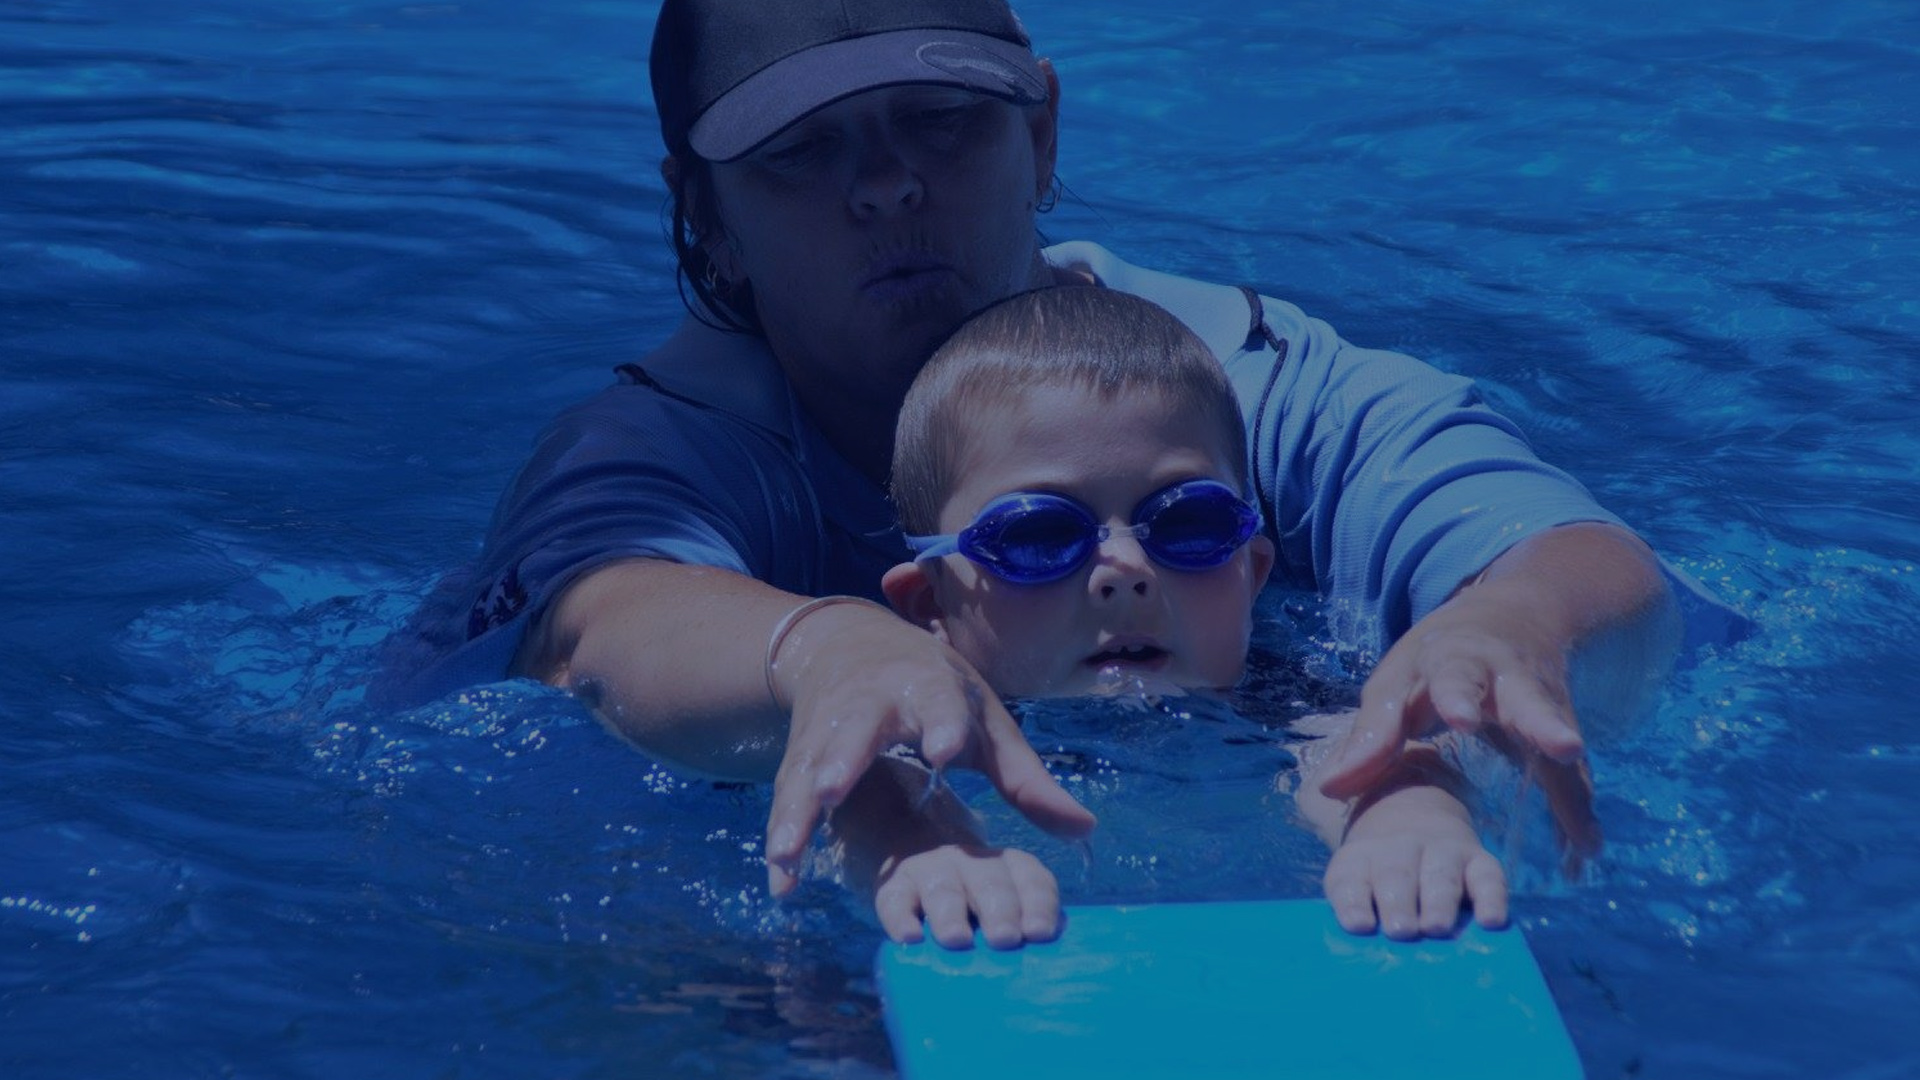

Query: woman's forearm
left=511, top=557, right=801, bottom=779
left=1471, top=522, right=1684, bottom=737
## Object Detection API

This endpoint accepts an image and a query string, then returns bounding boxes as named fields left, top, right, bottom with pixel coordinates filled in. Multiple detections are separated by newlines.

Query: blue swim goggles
left=906, top=478, right=1261, bottom=585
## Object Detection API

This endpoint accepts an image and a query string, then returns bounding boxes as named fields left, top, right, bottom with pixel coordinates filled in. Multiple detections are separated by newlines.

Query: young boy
left=827, top=286, right=1506, bottom=949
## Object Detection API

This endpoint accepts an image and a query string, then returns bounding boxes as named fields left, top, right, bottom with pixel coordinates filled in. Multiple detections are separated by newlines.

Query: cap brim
left=688, top=28, right=1048, bottom=162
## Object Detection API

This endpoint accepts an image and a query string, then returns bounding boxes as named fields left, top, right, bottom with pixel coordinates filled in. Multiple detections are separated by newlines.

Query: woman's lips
left=861, top=253, right=954, bottom=301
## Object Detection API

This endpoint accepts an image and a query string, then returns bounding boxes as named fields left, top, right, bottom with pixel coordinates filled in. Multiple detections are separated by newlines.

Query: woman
left=379, top=0, right=1743, bottom=899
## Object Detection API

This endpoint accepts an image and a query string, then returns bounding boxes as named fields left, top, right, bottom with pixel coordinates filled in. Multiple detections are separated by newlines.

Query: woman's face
left=704, top=78, right=1059, bottom=414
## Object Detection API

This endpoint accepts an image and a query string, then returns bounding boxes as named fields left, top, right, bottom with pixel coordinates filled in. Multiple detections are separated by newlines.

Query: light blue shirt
left=373, top=243, right=1745, bottom=706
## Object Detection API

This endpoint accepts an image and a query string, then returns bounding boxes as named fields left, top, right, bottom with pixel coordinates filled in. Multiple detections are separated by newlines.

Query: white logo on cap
left=916, top=41, right=1045, bottom=101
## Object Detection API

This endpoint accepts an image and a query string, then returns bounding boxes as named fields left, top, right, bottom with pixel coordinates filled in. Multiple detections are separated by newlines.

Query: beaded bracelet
left=763, top=595, right=893, bottom=711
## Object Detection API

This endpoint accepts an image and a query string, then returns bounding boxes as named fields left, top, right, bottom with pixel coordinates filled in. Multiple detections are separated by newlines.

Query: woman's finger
left=1424, top=656, right=1492, bottom=734
left=1488, top=668, right=1583, bottom=762
left=972, top=697, right=1097, bottom=839
left=1535, top=756, right=1601, bottom=873
left=1318, top=662, right=1424, bottom=800
left=765, top=748, right=825, bottom=897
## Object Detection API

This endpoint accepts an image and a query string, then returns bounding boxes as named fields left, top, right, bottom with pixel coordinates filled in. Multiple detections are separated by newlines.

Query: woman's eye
left=759, top=134, right=833, bottom=169
left=906, top=105, right=973, bottom=135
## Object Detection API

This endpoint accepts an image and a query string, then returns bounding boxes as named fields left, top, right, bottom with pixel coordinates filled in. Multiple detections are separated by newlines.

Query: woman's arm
left=513, top=557, right=1096, bottom=895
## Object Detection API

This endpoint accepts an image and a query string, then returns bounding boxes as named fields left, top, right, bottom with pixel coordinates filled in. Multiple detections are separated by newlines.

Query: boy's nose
left=1088, top=529, right=1155, bottom=601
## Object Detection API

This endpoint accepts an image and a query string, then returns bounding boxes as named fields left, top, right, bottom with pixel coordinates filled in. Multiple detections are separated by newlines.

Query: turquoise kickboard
left=876, top=900, right=1582, bottom=1080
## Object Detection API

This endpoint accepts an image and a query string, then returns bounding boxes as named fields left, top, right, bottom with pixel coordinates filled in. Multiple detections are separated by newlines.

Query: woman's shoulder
left=561, top=314, right=794, bottom=443
left=1043, top=241, right=1347, bottom=367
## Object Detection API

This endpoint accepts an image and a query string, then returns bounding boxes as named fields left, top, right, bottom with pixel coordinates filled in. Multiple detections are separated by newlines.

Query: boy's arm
left=1293, top=714, right=1507, bottom=939
left=830, top=754, right=1062, bottom=950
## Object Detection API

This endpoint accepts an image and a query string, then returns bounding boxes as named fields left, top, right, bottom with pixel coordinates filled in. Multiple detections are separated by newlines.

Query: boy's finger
left=1323, top=859, right=1379, bottom=935
left=1418, top=854, right=1468, bottom=938
left=1009, top=852, right=1063, bottom=942
left=874, top=883, right=926, bottom=944
left=1372, top=862, right=1421, bottom=941
left=1465, top=853, right=1509, bottom=929
left=920, top=879, right=974, bottom=951
left=967, top=869, right=1025, bottom=951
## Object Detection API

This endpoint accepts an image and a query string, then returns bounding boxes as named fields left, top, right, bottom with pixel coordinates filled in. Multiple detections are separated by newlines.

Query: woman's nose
left=849, top=133, right=923, bottom=218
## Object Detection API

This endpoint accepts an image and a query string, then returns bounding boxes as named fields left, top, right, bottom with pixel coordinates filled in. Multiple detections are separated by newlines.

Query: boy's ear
left=880, top=561, right=949, bottom=638
left=1247, top=534, right=1276, bottom=593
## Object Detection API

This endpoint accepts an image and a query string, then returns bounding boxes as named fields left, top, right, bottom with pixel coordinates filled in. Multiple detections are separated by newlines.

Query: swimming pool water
left=4, top=1, right=1917, bottom=1076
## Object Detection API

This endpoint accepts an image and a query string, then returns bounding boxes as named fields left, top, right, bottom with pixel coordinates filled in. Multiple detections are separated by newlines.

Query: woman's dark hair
left=664, top=154, right=763, bottom=336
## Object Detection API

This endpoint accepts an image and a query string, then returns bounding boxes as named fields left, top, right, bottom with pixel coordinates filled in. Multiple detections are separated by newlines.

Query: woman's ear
left=1028, top=59, right=1061, bottom=201
left=881, top=561, right=950, bottom=640
left=664, top=153, right=743, bottom=285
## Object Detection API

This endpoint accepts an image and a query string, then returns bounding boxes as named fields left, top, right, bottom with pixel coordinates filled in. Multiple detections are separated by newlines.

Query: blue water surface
left=4, top=1, right=1917, bottom=1077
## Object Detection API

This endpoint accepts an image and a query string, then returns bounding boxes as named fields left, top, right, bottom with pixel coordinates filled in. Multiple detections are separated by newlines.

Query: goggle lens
left=963, top=496, right=1098, bottom=583
left=911, top=480, right=1259, bottom=585
left=1134, top=483, right=1260, bottom=569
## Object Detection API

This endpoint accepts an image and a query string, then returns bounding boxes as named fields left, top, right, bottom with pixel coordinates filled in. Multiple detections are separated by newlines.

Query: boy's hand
left=1324, top=785, right=1509, bottom=939
left=875, top=844, right=1062, bottom=950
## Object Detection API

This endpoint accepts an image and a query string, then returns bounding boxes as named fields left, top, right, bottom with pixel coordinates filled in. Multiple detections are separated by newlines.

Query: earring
left=703, top=261, right=729, bottom=295
left=1036, top=177, right=1060, bottom=214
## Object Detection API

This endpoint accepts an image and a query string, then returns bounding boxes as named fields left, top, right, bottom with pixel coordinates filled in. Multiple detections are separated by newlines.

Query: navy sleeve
left=370, top=383, right=818, bottom=707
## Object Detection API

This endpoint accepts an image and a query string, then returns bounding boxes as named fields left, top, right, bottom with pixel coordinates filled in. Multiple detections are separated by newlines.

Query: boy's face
left=883, top=382, right=1274, bottom=698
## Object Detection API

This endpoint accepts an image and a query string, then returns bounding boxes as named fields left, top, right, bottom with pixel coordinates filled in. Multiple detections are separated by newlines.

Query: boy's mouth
left=1084, top=642, right=1169, bottom=669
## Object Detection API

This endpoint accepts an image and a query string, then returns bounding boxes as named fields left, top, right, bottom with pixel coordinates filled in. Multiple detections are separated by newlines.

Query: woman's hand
left=1314, top=523, right=1678, bottom=865
left=766, top=599, right=1096, bottom=897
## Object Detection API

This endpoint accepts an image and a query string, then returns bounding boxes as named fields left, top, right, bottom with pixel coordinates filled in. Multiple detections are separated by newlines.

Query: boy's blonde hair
left=890, top=287, right=1250, bottom=535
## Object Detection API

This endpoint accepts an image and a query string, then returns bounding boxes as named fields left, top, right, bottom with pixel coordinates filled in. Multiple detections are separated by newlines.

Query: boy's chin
left=1044, top=665, right=1198, bottom=702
